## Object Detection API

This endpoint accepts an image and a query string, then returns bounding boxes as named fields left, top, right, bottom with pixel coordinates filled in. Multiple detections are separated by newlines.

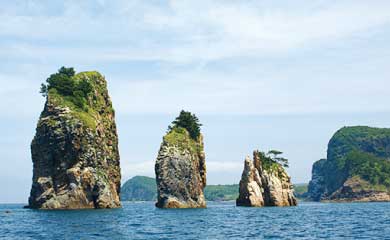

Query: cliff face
left=236, top=151, right=297, bottom=207
left=307, top=159, right=327, bottom=201
left=308, top=126, right=390, bottom=202
left=155, top=127, right=206, bottom=208
left=28, top=71, right=121, bottom=209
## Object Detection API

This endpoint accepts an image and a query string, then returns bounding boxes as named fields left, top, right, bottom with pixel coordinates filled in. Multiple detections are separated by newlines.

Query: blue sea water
left=1, top=201, right=390, bottom=239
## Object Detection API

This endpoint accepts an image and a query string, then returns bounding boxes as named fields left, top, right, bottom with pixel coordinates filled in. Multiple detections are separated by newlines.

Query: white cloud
left=0, top=0, right=390, bottom=117
left=206, top=161, right=242, bottom=172
left=121, top=161, right=155, bottom=182
left=1, top=1, right=390, bottom=63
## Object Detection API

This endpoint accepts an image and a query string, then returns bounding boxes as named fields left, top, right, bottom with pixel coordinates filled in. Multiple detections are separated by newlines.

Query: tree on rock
left=168, top=110, right=202, bottom=140
left=39, top=66, right=93, bottom=110
left=267, top=150, right=289, bottom=168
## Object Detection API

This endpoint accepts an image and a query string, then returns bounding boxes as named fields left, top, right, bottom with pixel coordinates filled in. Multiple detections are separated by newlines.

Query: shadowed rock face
left=236, top=151, right=297, bottom=207
left=28, top=72, right=121, bottom=209
left=155, top=128, right=206, bottom=208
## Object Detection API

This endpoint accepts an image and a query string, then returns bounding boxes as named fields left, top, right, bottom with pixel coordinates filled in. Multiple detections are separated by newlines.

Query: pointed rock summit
left=28, top=67, right=121, bottom=209
left=155, top=111, right=206, bottom=208
left=236, top=150, right=297, bottom=207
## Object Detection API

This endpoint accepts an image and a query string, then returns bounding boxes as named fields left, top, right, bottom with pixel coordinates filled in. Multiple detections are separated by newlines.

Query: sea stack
left=28, top=67, right=121, bottom=209
left=155, top=111, right=206, bottom=208
left=236, top=150, right=297, bottom=207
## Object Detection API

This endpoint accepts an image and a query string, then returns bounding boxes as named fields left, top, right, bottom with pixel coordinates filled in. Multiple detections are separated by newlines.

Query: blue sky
left=1, top=0, right=390, bottom=203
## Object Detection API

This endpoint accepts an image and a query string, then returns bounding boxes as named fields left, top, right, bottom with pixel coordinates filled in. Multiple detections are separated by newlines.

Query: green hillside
left=308, top=126, right=390, bottom=200
left=121, top=176, right=238, bottom=201
left=122, top=176, right=306, bottom=201
left=121, top=176, right=157, bottom=201
left=204, top=184, right=238, bottom=201
left=293, top=183, right=308, bottom=199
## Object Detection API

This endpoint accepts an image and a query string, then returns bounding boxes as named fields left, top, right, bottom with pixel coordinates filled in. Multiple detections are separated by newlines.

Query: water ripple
left=1, top=202, right=390, bottom=239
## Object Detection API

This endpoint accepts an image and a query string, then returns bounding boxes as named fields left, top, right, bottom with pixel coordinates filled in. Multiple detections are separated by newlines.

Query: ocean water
left=1, top=201, right=389, bottom=239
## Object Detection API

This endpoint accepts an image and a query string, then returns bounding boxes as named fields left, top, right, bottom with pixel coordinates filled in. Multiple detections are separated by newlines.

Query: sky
left=1, top=0, right=390, bottom=203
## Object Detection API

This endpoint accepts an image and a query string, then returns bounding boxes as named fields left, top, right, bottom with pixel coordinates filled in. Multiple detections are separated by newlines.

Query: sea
left=1, top=201, right=389, bottom=239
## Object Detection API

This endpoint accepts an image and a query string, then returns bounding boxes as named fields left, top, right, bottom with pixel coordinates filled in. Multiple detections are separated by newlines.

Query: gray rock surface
left=155, top=128, right=206, bottom=208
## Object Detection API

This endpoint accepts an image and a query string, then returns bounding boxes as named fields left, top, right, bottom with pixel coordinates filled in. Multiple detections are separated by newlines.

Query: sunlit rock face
left=237, top=151, right=297, bottom=207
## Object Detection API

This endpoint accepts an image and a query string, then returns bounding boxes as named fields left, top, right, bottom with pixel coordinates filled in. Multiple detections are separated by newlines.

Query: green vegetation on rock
left=255, top=150, right=289, bottom=172
left=40, top=67, right=112, bottom=130
left=308, top=126, right=390, bottom=201
left=41, top=67, right=92, bottom=110
left=163, top=127, right=202, bottom=155
left=168, top=110, right=202, bottom=140
left=345, top=150, right=390, bottom=187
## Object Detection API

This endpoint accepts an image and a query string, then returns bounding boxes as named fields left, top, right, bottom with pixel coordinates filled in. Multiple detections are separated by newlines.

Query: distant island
left=308, top=126, right=390, bottom=202
left=121, top=176, right=307, bottom=202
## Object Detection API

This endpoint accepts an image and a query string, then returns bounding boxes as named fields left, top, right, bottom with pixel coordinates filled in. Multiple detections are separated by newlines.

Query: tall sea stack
left=28, top=67, right=121, bottom=209
left=236, top=150, right=297, bottom=207
left=155, top=111, right=206, bottom=208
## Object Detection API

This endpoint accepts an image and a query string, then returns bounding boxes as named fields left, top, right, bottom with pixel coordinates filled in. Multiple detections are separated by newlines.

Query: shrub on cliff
left=344, top=150, right=390, bottom=187
left=40, top=67, right=93, bottom=110
left=257, top=150, right=289, bottom=170
left=168, top=110, right=202, bottom=140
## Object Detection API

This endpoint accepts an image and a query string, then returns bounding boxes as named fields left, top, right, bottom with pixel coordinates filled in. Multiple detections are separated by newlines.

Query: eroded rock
left=28, top=71, right=121, bottom=209
left=155, top=128, right=206, bottom=208
left=236, top=151, right=297, bottom=207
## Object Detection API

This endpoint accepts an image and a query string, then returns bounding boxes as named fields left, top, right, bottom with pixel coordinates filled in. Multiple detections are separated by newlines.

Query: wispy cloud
left=0, top=0, right=390, bottom=116
left=1, top=1, right=390, bottom=62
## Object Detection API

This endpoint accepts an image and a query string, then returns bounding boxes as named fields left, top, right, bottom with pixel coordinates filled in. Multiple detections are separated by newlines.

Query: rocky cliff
left=236, top=151, right=297, bottom=207
left=307, top=159, right=327, bottom=201
left=28, top=70, right=121, bottom=209
left=155, top=127, right=206, bottom=208
left=308, top=126, right=390, bottom=202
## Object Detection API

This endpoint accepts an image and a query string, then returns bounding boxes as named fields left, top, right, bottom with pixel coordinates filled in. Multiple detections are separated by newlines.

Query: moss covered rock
left=28, top=70, right=121, bottom=209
